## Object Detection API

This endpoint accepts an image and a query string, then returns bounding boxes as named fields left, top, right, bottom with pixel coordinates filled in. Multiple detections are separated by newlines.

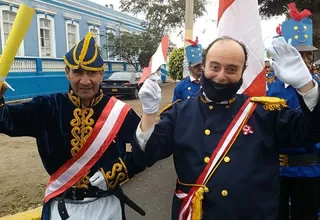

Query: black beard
left=200, top=74, right=243, bottom=102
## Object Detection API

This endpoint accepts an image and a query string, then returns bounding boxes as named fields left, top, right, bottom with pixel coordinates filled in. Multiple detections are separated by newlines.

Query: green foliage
left=258, top=0, right=320, bottom=59
left=258, top=0, right=320, bottom=18
left=119, top=0, right=207, bottom=34
left=168, top=48, right=184, bottom=81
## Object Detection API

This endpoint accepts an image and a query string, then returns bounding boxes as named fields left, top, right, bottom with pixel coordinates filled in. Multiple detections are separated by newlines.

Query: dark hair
left=203, top=36, right=248, bottom=72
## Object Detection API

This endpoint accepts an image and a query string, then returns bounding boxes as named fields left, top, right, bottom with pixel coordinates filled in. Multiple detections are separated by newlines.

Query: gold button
left=209, top=105, right=213, bottom=110
left=204, top=157, right=210, bottom=163
left=204, top=129, right=211, bottom=135
left=224, top=156, right=230, bottom=163
left=225, top=105, right=230, bottom=109
left=187, top=96, right=190, bottom=99
left=221, top=190, right=228, bottom=196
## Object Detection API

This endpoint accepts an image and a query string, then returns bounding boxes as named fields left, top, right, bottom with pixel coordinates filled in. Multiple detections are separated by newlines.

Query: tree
left=119, top=0, right=207, bottom=35
left=168, top=48, right=184, bottom=81
left=104, top=31, right=142, bottom=71
left=258, top=0, right=320, bottom=59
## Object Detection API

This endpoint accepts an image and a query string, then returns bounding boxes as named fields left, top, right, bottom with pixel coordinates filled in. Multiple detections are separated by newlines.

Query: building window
left=106, top=28, right=116, bottom=60
left=0, top=6, right=24, bottom=56
left=88, top=25, right=100, bottom=46
left=66, top=20, right=79, bottom=51
left=37, top=14, right=56, bottom=57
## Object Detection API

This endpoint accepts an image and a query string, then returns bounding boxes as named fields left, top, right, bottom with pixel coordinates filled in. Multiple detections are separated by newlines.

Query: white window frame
left=0, top=5, right=24, bottom=56
left=65, top=20, right=80, bottom=51
left=88, top=25, right=100, bottom=46
left=106, top=28, right=116, bottom=60
left=37, top=14, right=56, bottom=57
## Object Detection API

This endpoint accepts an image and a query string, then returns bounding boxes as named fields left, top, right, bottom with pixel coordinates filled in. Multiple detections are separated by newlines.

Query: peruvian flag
left=139, top=35, right=169, bottom=84
left=217, top=0, right=266, bottom=96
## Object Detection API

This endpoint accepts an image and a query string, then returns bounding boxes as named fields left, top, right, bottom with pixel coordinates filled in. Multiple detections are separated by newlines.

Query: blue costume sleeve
left=267, top=93, right=320, bottom=148
left=132, top=106, right=176, bottom=168
left=0, top=96, right=51, bottom=137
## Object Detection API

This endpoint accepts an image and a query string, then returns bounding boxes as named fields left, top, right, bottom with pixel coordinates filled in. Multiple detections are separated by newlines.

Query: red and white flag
left=217, top=0, right=266, bottom=96
left=139, top=35, right=169, bottom=84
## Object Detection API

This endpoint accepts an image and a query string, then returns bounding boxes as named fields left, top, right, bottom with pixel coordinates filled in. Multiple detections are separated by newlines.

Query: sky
left=89, top=0, right=286, bottom=48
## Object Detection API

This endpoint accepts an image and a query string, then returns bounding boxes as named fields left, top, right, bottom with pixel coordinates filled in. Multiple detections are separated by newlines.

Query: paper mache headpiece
left=279, top=2, right=317, bottom=51
left=185, top=37, right=203, bottom=67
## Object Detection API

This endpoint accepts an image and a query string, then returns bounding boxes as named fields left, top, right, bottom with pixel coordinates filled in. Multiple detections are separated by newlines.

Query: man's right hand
left=0, top=82, right=8, bottom=99
left=138, top=75, right=162, bottom=114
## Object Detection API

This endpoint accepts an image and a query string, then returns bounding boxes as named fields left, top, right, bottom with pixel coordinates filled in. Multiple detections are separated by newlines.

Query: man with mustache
left=132, top=34, right=320, bottom=220
left=0, top=32, right=145, bottom=220
left=172, top=37, right=204, bottom=102
left=266, top=3, right=320, bottom=220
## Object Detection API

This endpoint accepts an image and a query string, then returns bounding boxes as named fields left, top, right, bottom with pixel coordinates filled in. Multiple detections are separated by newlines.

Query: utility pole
left=182, top=0, right=194, bottom=78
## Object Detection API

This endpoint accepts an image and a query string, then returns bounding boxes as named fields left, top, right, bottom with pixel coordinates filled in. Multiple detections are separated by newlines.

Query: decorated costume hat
left=280, top=2, right=317, bottom=51
left=185, top=37, right=203, bottom=67
left=64, top=32, right=104, bottom=71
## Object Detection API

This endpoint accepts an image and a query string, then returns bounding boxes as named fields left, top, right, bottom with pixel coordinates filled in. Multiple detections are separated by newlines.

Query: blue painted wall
left=0, top=0, right=146, bottom=59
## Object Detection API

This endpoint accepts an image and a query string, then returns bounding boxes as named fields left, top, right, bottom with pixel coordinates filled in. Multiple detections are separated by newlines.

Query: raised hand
left=265, top=37, right=312, bottom=89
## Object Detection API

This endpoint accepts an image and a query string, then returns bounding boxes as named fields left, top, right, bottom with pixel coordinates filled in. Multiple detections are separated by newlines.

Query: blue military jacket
left=267, top=74, right=320, bottom=177
left=0, top=89, right=143, bottom=219
left=172, top=76, right=201, bottom=102
left=133, top=94, right=320, bottom=220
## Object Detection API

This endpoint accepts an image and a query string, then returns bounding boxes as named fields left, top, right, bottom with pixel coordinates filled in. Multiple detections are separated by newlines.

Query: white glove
left=265, top=37, right=312, bottom=89
left=138, top=74, right=162, bottom=114
left=89, top=171, right=108, bottom=191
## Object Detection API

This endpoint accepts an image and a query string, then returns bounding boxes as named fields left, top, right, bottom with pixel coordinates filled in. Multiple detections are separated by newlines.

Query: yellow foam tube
left=0, top=4, right=35, bottom=88
left=0, top=207, right=41, bottom=220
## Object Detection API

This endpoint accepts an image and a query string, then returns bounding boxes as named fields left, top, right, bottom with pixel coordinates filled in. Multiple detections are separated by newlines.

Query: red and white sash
left=44, top=97, right=131, bottom=202
left=178, top=98, right=257, bottom=220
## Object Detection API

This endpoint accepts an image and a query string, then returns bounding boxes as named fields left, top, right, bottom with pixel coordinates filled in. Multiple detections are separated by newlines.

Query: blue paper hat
left=185, top=37, right=203, bottom=67
left=281, top=3, right=317, bottom=51
left=64, top=32, right=105, bottom=71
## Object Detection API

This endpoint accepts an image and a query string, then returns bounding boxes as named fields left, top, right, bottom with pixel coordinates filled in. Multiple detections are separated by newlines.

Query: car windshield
left=108, top=72, right=133, bottom=80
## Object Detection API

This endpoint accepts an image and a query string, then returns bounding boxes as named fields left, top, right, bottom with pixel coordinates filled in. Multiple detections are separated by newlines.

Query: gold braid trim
left=177, top=179, right=209, bottom=220
left=78, top=32, right=93, bottom=64
left=251, top=96, right=287, bottom=111
left=266, top=75, right=276, bottom=84
left=69, top=105, right=94, bottom=188
left=159, top=99, right=181, bottom=114
left=68, top=89, right=104, bottom=108
left=100, top=157, right=128, bottom=190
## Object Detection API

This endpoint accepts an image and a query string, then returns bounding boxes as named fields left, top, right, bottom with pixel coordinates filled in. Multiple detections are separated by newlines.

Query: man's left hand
left=265, top=37, right=312, bottom=90
left=89, top=171, right=108, bottom=191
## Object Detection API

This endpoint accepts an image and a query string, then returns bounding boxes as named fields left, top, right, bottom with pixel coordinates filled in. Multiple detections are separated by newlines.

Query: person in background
left=266, top=3, right=320, bottom=220
left=172, top=37, right=204, bottom=102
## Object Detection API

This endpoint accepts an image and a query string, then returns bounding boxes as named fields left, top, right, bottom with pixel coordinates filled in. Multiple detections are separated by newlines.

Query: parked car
left=101, top=71, right=142, bottom=99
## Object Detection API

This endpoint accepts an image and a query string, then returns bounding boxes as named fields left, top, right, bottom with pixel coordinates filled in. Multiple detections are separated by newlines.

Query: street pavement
left=123, top=157, right=176, bottom=220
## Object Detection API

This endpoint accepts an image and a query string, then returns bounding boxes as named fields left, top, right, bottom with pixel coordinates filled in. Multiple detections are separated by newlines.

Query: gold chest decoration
left=68, top=90, right=103, bottom=188
left=266, top=75, right=276, bottom=84
left=251, top=96, right=287, bottom=111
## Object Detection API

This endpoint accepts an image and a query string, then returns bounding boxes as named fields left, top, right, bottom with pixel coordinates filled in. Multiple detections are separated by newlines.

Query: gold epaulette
left=250, top=96, right=287, bottom=111
left=159, top=99, right=182, bottom=114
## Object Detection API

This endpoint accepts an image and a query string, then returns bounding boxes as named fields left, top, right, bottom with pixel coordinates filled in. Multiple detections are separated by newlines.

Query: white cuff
left=135, top=122, right=155, bottom=151
left=297, top=80, right=319, bottom=111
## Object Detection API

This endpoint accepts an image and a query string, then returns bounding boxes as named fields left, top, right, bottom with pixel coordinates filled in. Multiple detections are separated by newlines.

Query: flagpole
left=182, top=0, right=194, bottom=78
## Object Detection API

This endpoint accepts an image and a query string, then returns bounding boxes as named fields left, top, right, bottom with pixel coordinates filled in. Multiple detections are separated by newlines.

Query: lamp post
left=182, top=0, right=194, bottom=78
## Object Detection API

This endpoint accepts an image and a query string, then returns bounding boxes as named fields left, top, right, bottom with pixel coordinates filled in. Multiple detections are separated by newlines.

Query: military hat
left=281, top=2, right=317, bottom=51
left=185, top=37, right=203, bottom=67
left=64, top=32, right=105, bottom=71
